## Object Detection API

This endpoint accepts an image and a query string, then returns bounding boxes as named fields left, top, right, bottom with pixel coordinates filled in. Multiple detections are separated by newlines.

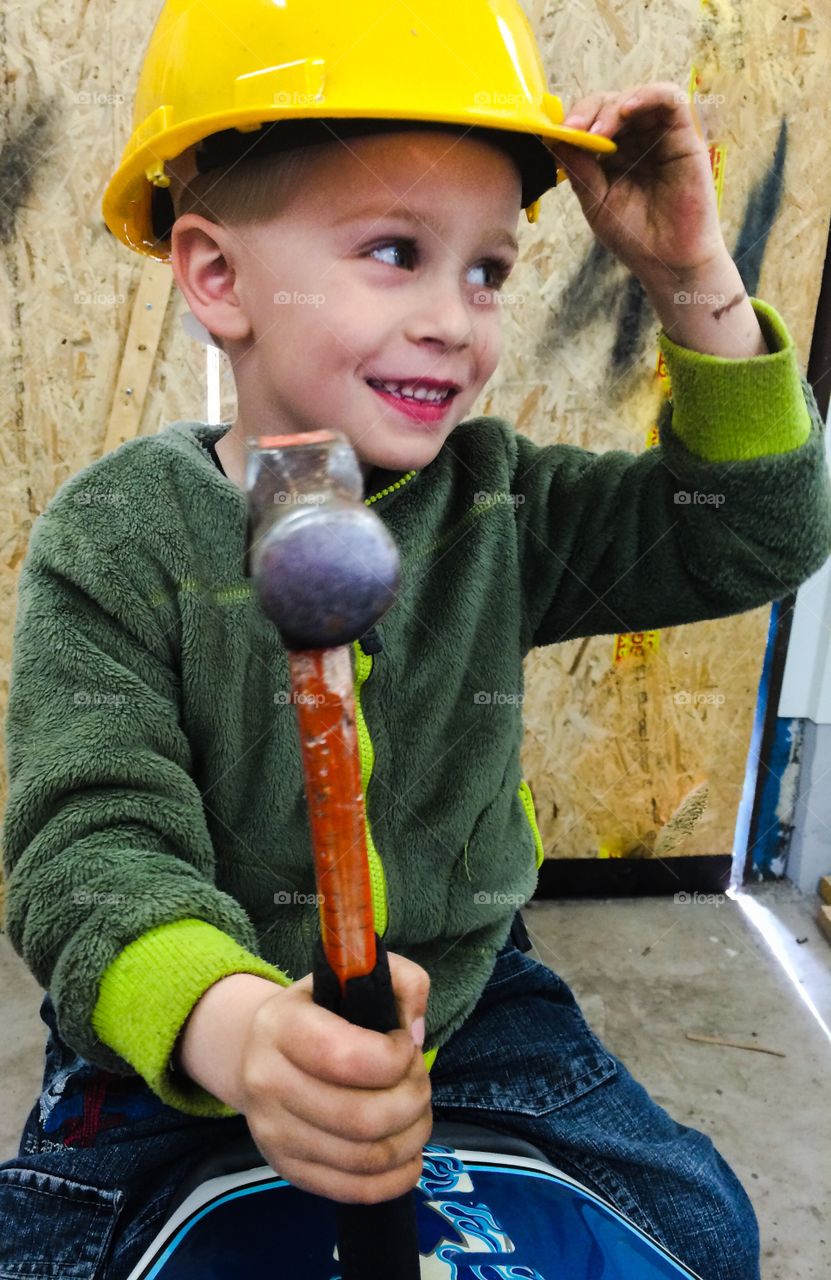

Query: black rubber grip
left=312, top=935, right=421, bottom=1280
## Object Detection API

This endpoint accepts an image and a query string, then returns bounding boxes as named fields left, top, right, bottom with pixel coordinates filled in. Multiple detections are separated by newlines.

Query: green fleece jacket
left=2, top=298, right=830, bottom=1120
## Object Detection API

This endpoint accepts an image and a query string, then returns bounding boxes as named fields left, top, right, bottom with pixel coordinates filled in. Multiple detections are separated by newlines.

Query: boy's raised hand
left=238, top=950, right=433, bottom=1204
left=553, top=82, right=727, bottom=289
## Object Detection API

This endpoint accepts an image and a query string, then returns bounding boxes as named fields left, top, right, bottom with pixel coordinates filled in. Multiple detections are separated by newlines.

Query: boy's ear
left=170, top=214, right=252, bottom=345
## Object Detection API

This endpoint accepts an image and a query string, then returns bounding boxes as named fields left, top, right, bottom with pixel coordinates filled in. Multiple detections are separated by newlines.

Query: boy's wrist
left=174, top=972, right=286, bottom=1111
left=640, top=250, right=769, bottom=358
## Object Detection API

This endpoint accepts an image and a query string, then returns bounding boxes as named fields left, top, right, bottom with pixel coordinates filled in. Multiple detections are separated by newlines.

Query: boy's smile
left=170, top=129, right=524, bottom=493
left=364, top=377, right=460, bottom=427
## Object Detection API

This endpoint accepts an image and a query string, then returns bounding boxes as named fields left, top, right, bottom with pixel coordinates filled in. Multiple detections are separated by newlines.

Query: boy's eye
left=366, top=238, right=511, bottom=290
left=368, top=240, right=417, bottom=271
left=469, top=260, right=511, bottom=291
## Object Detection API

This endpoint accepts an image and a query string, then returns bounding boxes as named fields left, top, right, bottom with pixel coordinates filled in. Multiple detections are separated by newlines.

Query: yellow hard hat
left=102, top=0, right=617, bottom=261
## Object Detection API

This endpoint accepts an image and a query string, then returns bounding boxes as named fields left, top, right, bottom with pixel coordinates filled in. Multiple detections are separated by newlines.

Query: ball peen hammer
left=244, top=428, right=421, bottom=1280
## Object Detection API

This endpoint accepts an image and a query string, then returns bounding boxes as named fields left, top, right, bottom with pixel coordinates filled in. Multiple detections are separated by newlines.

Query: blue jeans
left=0, top=944, right=760, bottom=1279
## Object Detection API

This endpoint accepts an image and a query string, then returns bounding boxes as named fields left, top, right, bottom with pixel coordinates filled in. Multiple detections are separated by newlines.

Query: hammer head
left=244, top=430, right=402, bottom=650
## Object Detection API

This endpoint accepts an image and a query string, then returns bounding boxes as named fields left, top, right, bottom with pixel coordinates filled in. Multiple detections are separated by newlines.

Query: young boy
left=2, top=2, right=830, bottom=1277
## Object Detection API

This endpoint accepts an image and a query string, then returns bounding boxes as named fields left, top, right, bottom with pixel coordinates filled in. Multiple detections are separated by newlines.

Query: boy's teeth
left=371, top=379, right=451, bottom=403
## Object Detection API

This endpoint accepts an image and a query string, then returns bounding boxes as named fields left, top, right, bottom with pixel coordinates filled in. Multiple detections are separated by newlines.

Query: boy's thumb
left=386, top=951, right=430, bottom=1048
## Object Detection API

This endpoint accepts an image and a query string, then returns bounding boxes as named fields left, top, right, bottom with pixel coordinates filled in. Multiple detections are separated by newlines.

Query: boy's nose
left=405, top=283, right=476, bottom=351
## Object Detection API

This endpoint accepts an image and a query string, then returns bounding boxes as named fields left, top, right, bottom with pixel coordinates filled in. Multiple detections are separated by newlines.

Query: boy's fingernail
left=590, top=120, right=606, bottom=133
left=410, top=1016, right=425, bottom=1048
left=563, top=115, right=584, bottom=128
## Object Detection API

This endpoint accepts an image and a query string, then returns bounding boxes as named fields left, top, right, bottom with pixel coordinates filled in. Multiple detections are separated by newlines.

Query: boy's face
left=174, top=130, right=523, bottom=478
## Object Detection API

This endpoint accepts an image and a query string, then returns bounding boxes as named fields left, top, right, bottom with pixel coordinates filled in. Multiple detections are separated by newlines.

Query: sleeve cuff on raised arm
left=92, top=918, right=292, bottom=1118
left=657, top=297, right=813, bottom=462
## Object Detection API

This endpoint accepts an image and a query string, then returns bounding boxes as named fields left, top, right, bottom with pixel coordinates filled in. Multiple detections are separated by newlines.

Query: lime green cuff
left=658, top=297, right=812, bottom=461
left=92, top=918, right=291, bottom=1117
left=423, top=1045, right=439, bottom=1072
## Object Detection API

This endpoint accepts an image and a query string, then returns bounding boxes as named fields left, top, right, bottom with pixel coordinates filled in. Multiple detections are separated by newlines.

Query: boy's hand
left=553, top=82, right=727, bottom=289
left=238, top=951, right=432, bottom=1205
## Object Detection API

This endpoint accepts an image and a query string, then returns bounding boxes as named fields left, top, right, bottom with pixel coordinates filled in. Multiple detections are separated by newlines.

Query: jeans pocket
left=431, top=952, right=618, bottom=1118
left=0, top=1165, right=125, bottom=1279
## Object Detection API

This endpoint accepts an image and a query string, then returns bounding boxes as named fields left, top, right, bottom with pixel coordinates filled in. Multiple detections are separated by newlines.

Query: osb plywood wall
left=1, top=0, right=829, bottom=892
left=508, top=0, right=831, bottom=861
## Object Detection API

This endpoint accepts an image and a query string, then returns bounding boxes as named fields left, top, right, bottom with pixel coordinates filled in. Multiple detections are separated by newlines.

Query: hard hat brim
left=109, top=115, right=616, bottom=260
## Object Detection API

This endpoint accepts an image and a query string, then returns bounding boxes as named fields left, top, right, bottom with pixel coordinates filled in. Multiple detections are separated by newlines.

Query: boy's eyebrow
left=333, top=204, right=519, bottom=254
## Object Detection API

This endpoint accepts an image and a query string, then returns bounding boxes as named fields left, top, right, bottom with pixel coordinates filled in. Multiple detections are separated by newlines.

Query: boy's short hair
left=164, top=131, right=321, bottom=353
left=167, top=142, right=314, bottom=232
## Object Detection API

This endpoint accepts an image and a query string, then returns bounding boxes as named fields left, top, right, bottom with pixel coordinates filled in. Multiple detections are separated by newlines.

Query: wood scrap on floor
left=817, top=903, right=831, bottom=948
left=685, top=1031, right=786, bottom=1058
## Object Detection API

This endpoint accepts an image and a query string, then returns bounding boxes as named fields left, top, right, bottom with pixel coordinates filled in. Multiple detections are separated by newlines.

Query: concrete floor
left=1, top=880, right=829, bottom=1278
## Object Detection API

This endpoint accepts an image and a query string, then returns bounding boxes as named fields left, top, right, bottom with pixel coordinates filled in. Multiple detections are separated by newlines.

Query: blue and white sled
left=125, top=1120, right=701, bottom=1279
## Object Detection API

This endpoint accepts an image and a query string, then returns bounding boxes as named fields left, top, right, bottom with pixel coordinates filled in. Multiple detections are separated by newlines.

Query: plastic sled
left=124, top=1118, right=702, bottom=1279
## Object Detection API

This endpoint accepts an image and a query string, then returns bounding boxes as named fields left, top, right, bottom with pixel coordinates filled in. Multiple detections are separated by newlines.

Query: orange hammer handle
left=288, top=646, right=377, bottom=988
